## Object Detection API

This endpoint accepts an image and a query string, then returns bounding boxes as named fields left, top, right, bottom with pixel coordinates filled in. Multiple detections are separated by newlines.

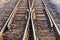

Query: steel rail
left=22, top=11, right=30, bottom=40
left=31, top=11, right=36, bottom=40
left=42, top=0, right=60, bottom=35
left=22, top=0, right=30, bottom=40
left=0, top=0, right=21, bottom=35
left=30, top=0, right=37, bottom=40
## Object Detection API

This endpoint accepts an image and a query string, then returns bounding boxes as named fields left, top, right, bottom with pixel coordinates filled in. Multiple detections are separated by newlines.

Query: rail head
left=31, top=12, right=36, bottom=40
left=30, top=0, right=34, bottom=12
left=22, top=12, right=30, bottom=40
left=23, top=0, right=31, bottom=40
left=30, top=0, right=37, bottom=40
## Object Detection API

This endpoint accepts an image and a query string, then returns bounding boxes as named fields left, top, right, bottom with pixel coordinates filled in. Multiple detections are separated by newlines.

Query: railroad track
left=0, top=0, right=59, bottom=40
left=0, top=0, right=19, bottom=31
left=42, top=0, right=60, bottom=39
left=31, top=0, right=57, bottom=40
left=42, top=0, right=60, bottom=35
left=0, top=0, right=30, bottom=40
